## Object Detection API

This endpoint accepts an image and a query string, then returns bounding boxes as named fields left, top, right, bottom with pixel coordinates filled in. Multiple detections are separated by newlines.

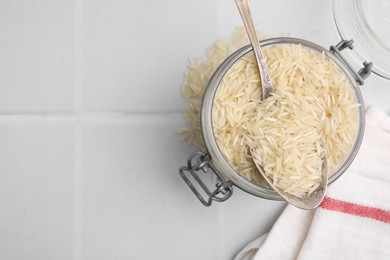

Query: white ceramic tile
left=81, top=115, right=219, bottom=259
left=81, top=115, right=285, bottom=259
left=81, top=0, right=219, bottom=113
left=0, top=120, right=75, bottom=259
left=0, top=1, right=75, bottom=113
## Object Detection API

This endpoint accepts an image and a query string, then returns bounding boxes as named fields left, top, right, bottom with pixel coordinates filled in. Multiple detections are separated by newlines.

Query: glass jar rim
left=200, top=37, right=366, bottom=200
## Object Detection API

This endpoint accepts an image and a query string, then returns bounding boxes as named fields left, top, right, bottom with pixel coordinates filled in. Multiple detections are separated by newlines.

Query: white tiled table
left=0, top=0, right=389, bottom=259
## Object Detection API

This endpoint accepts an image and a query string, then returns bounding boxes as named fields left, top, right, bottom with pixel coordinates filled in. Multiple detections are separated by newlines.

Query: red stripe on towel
left=320, top=197, right=390, bottom=224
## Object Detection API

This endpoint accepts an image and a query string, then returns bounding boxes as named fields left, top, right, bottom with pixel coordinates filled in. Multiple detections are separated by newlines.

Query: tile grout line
left=74, top=119, right=83, bottom=260
left=74, top=120, right=83, bottom=260
left=74, top=0, right=83, bottom=115
left=73, top=0, right=82, bottom=258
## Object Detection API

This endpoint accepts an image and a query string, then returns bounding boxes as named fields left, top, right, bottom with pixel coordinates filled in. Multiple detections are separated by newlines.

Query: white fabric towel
left=235, top=107, right=390, bottom=260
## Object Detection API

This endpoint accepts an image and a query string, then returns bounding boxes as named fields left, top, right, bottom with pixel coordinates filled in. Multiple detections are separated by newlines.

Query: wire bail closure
left=179, top=151, right=233, bottom=206
left=330, top=39, right=373, bottom=85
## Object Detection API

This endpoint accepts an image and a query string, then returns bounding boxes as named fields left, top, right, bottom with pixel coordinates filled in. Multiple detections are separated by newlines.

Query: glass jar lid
left=333, top=0, right=390, bottom=80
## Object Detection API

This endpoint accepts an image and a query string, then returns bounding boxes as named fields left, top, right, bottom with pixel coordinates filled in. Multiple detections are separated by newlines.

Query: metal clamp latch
left=330, top=39, right=373, bottom=86
left=179, top=151, right=233, bottom=206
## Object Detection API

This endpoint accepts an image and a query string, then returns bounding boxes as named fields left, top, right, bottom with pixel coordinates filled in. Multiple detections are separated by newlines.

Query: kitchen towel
left=235, top=106, right=390, bottom=260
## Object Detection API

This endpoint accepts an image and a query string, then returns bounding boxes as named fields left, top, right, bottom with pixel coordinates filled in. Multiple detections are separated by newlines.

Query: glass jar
left=180, top=37, right=368, bottom=206
left=180, top=0, right=389, bottom=206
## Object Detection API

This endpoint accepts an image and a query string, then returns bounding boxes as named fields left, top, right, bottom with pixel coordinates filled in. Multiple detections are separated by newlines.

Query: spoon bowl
left=250, top=148, right=328, bottom=209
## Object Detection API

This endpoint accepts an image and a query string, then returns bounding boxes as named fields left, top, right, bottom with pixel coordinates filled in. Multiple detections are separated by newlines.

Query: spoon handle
left=235, top=0, right=273, bottom=100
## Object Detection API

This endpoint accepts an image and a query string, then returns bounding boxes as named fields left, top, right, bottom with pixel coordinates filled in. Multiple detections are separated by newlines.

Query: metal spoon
left=249, top=146, right=328, bottom=210
left=235, top=0, right=328, bottom=209
left=235, top=0, right=273, bottom=100
left=236, top=0, right=327, bottom=209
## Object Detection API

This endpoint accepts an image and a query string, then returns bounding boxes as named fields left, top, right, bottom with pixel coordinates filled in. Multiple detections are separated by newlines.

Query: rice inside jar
left=212, top=42, right=360, bottom=196
left=180, top=30, right=365, bottom=200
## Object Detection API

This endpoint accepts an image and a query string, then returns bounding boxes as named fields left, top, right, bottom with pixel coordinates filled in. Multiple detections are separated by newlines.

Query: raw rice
left=213, top=44, right=358, bottom=197
left=180, top=29, right=358, bottom=197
